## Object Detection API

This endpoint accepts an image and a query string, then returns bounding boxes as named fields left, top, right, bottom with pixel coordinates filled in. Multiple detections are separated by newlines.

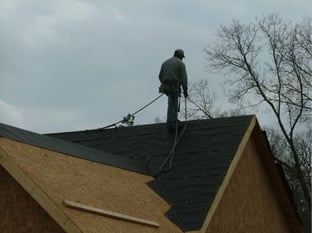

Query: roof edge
left=200, top=115, right=257, bottom=232
left=200, top=115, right=302, bottom=233
left=0, top=122, right=150, bottom=175
left=251, top=122, right=302, bottom=233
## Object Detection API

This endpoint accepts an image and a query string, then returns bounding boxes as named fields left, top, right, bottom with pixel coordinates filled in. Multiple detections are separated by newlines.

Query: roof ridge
left=47, top=115, right=254, bottom=135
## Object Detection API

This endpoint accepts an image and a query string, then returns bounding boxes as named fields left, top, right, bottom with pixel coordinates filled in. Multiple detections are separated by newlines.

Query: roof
left=0, top=115, right=301, bottom=232
left=0, top=122, right=149, bottom=175
left=48, top=115, right=253, bottom=231
left=0, top=126, right=183, bottom=232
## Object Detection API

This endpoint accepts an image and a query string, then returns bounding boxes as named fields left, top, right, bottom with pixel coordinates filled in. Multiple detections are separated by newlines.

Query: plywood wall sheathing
left=0, top=166, right=66, bottom=233
left=200, top=115, right=257, bottom=232
left=204, top=138, right=292, bottom=233
left=200, top=117, right=301, bottom=233
left=0, top=145, right=81, bottom=233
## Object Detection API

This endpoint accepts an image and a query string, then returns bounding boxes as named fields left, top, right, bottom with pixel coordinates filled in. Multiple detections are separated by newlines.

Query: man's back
left=159, top=56, right=187, bottom=89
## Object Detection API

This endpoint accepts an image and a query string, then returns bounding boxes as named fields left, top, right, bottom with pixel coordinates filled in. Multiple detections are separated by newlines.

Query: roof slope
left=0, top=135, right=183, bottom=232
left=0, top=122, right=149, bottom=175
left=49, top=115, right=253, bottom=231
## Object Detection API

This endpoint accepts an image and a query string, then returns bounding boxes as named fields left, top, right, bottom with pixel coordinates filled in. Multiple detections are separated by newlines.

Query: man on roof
left=159, top=49, right=188, bottom=133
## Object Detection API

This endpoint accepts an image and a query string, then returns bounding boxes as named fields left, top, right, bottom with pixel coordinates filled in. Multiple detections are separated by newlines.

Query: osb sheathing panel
left=0, top=166, right=66, bottom=233
left=0, top=138, right=182, bottom=233
left=204, top=138, right=292, bottom=233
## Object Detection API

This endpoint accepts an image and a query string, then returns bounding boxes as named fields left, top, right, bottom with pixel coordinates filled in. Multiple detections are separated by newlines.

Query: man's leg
left=167, top=85, right=178, bottom=132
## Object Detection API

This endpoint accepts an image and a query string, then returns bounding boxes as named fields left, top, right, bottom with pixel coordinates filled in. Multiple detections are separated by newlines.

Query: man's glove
left=182, top=86, right=188, bottom=98
left=184, top=90, right=188, bottom=98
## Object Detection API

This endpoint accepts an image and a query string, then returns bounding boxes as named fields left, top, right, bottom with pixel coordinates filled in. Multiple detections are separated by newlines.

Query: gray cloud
left=1, top=0, right=310, bottom=132
left=0, top=99, right=24, bottom=128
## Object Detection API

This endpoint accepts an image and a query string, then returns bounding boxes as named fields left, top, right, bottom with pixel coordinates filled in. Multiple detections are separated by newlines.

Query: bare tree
left=186, top=79, right=218, bottom=119
left=266, top=128, right=311, bottom=232
left=204, top=13, right=311, bottom=229
left=185, top=79, right=246, bottom=119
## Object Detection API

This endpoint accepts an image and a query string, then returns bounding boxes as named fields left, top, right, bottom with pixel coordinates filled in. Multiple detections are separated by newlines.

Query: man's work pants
left=167, top=82, right=179, bottom=131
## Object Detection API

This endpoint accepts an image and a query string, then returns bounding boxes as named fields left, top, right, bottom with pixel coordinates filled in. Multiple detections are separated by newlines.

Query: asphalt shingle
left=49, top=115, right=253, bottom=231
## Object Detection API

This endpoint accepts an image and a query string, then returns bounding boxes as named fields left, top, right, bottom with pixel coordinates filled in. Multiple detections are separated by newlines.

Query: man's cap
left=174, top=49, right=185, bottom=58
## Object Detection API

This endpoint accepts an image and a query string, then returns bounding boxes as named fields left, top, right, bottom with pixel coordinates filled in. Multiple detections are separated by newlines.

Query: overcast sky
left=1, top=0, right=311, bottom=133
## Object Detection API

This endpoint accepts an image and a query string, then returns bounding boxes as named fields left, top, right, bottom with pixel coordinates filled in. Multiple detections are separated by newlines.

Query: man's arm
left=159, top=64, right=164, bottom=83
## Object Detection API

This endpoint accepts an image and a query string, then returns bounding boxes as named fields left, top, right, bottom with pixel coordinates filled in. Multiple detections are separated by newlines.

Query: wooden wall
left=0, top=165, right=65, bottom=233
left=204, top=137, right=292, bottom=233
